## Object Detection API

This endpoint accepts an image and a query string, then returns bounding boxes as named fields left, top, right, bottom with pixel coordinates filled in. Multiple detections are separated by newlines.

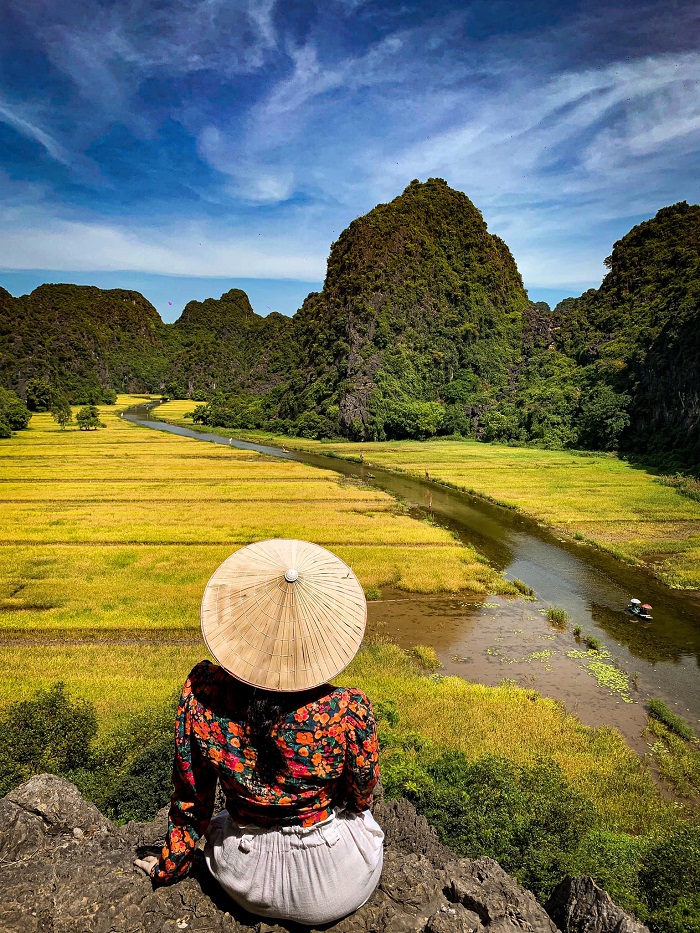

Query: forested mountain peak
left=175, top=288, right=258, bottom=336
left=277, top=178, right=530, bottom=440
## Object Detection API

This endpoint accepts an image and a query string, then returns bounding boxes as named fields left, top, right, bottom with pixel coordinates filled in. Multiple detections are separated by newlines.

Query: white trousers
left=204, top=808, right=384, bottom=925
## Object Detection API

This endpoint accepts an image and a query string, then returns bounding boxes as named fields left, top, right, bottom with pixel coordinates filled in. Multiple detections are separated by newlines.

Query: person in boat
left=627, top=598, right=653, bottom=619
left=134, top=539, right=383, bottom=925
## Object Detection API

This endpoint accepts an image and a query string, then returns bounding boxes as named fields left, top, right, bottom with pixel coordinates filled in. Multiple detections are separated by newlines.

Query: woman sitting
left=135, top=539, right=384, bottom=925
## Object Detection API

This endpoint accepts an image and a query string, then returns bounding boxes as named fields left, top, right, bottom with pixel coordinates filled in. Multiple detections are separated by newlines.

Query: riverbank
left=156, top=403, right=700, bottom=591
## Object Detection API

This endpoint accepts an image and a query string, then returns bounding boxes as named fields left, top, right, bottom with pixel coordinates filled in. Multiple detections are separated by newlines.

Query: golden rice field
left=0, top=393, right=505, bottom=723
left=179, top=419, right=699, bottom=590
left=0, top=398, right=509, bottom=637
left=1, top=396, right=692, bottom=839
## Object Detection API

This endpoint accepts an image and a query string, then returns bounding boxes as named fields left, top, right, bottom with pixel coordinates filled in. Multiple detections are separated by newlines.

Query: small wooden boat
left=627, top=598, right=653, bottom=620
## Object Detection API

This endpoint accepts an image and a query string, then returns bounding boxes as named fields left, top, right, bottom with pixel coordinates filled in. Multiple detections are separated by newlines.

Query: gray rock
left=6, top=773, right=111, bottom=835
left=443, top=858, right=560, bottom=932
left=0, top=775, right=624, bottom=933
left=545, top=877, right=650, bottom=933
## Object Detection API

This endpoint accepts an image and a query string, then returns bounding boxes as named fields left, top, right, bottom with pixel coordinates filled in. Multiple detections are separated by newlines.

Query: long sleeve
left=151, top=671, right=217, bottom=885
left=343, top=690, right=380, bottom=812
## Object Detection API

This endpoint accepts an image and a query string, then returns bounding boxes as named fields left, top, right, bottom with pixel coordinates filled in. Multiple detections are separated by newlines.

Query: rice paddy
left=0, top=395, right=510, bottom=724
left=0, top=399, right=510, bottom=639
left=181, top=423, right=700, bottom=589
left=2, top=394, right=697, bottom=894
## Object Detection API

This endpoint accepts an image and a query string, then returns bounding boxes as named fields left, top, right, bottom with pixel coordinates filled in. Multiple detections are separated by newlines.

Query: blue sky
left=0, top=0, right=698, bottom=321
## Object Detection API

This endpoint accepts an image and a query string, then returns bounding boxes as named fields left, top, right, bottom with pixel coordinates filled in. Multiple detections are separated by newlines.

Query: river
left=123, top=403, right=700, bottom=746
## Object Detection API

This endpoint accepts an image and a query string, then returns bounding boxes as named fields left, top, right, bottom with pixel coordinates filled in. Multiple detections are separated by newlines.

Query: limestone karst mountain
left=1, top=182, right=698, bottom=465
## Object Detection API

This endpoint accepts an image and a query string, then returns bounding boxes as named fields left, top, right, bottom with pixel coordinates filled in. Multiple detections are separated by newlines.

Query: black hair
left=243, top=687, right=295, bottom=783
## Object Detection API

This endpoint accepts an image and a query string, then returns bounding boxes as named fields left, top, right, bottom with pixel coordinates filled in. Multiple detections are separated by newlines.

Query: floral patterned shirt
left=152, top=660, right=380, bottom=884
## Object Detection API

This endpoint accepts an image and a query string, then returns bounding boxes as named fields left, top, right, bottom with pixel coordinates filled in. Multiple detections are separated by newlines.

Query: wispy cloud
left=0, top=96, right=71, bottom=166
left=0, top=209, right=325, bottom=280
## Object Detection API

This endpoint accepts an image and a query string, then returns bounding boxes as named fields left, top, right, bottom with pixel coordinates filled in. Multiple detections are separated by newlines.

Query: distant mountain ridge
left=2, top=180, right=698, bottom=467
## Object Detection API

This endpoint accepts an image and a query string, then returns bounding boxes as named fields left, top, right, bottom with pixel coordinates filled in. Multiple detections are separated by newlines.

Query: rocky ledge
left=1, top=775, right=649, bottom=933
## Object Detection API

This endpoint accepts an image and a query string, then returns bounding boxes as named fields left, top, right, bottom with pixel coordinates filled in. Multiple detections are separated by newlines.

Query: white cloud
left=0, top=211, right=326, bottom=280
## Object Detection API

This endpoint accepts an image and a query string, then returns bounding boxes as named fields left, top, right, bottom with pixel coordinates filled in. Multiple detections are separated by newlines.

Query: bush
left=388, top=750, right=595, bottom=900
left=0, top=683, right=97, bottom=795
left=648, top=699, right=696, bottom=741
left=104, top=737, right=175, bottom=822
left=640, top=826, right=700, bottom=933
left=0, top=417, right=12, bottom=439
left=584, top=634, right=602, bottom=652
left=76, top=405, right=105, bottom=430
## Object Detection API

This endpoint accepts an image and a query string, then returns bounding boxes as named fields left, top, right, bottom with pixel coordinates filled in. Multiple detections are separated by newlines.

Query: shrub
left=0, top=417, right=12, bottom=439
left=639, top=826, right=700, bottom=933
left=573, top=625, right=583, bottom=638
left=375, top=698, right=400, bottom=728
left=648, top=699, right=696, bottom=741
left=391, top=751, right=595, bottom=901
left=0, top=683, right=97, bottom=794
left=584, top=634, right=602, bottom=652
left=76, top=405, right=106, bottom=430
left=104, top=738, right=175, bottom=822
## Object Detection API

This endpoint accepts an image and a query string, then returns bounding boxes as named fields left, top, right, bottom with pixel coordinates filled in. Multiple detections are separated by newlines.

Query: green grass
left=546, top=606, right=568, bottom=627
left=649, top=699, right=697, bottom=741
left=166, top=422, right=700, bottom=589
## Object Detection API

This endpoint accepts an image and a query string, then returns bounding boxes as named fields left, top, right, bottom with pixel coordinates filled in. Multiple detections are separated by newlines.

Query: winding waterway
left=124, top=403, right=700, bottom=740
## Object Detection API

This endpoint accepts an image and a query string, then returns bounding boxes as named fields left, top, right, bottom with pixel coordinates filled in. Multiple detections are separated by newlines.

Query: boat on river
left=627, top=598, right=653, bottom=620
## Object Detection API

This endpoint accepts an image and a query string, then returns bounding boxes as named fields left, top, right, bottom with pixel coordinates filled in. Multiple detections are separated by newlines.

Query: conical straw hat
left=201, top=539, right=367, bottom=692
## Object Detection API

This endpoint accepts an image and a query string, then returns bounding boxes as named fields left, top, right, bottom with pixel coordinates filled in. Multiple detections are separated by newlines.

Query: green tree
left=76, top=405, right=105, bottom=430
left=25, top=378, right=54, bottom=412
left=0, top=387, right=32, bottom=431
left=51, top=396, right=73, bottom=430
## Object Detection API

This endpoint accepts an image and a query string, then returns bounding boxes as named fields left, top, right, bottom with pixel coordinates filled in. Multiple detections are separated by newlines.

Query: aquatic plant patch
left=567, top=648, right=633, bottom=702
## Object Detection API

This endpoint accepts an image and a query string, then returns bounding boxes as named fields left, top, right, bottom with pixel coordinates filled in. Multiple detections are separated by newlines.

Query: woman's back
left=153, top=660, right=379, bottom=884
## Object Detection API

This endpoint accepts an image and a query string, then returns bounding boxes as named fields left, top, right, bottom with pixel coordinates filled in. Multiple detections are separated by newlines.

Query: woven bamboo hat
left=201, top=539, right=367, bottom=692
